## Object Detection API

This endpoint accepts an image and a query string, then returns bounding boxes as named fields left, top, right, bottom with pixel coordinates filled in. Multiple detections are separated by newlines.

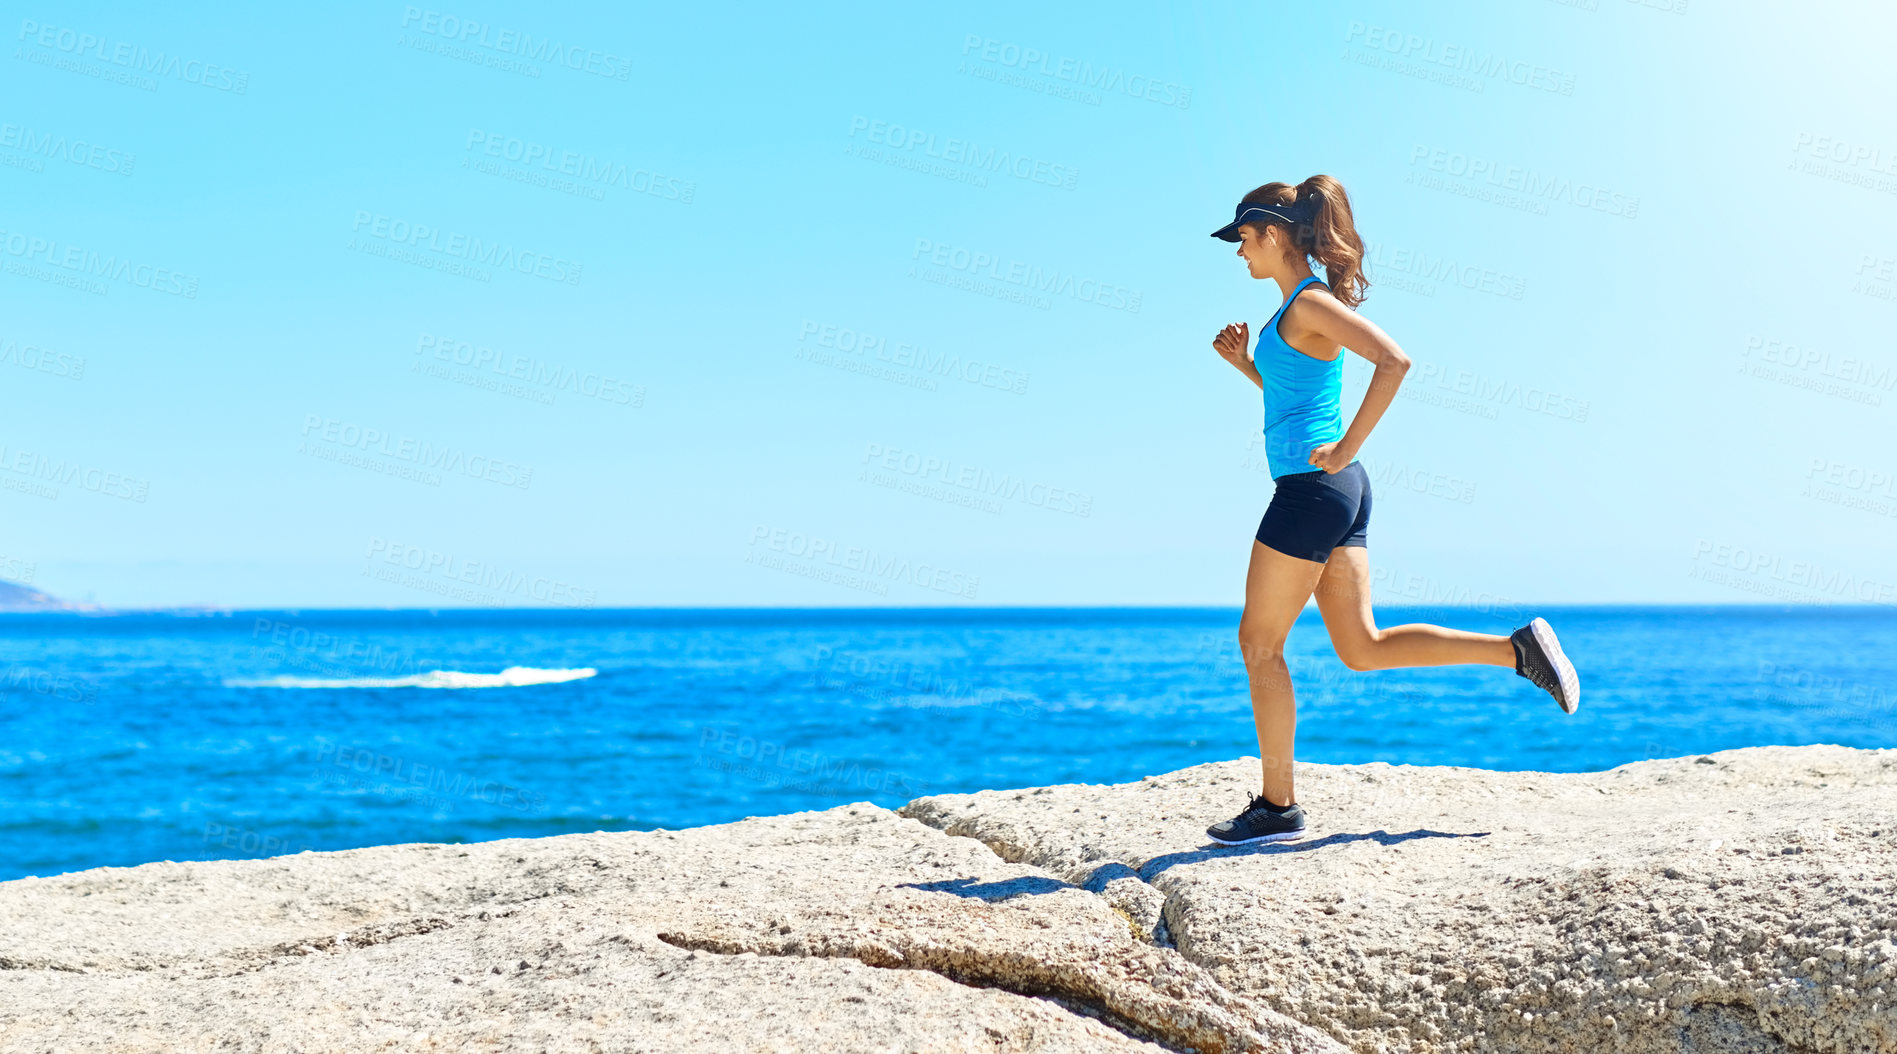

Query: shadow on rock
left=898, top=876, right=1074, bottom=901
left=1139, top=828, right=1490, bottom=879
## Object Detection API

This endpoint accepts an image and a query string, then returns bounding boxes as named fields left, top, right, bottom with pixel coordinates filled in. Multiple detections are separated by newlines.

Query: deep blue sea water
left=2, top=605, right=1893, bottom=881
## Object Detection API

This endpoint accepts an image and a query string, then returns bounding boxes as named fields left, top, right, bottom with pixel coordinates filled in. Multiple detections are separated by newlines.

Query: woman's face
left=1234, top=224, right=1277, bottom=279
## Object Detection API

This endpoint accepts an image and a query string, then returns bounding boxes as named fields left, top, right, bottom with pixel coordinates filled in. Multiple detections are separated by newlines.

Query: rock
left=900, top=744, right=1897, bottom=1054
left=0, top=578, right=106, bottom=612
left=0, top=805, right=1339, bottom=1053
left=3, top=745, right=1890, bottom=1053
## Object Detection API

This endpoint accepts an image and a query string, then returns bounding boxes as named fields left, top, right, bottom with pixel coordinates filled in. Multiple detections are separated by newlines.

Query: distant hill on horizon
left=0, top=579, right=100, bottom=613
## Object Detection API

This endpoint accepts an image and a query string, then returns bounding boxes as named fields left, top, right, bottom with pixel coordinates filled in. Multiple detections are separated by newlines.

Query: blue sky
left=3, top=0, right=1894, bottom=608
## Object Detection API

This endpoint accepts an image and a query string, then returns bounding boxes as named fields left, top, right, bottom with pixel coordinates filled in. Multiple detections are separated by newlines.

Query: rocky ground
left=1, top=744, right=1892, bottom=1053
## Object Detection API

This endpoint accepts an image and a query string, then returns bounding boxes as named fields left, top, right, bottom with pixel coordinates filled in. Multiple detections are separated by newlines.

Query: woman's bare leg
left=1237, top=540, right=1330, bottom=806
left=1311, top=546, right=1515, bottom=670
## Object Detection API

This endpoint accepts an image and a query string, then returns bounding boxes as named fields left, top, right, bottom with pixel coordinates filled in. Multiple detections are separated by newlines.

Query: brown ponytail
left=1240, top=175, right=1370, bottom=308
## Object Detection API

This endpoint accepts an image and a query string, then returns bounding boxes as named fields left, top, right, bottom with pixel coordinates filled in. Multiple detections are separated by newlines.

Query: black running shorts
left=1255, top=460, right=1372, bottom=563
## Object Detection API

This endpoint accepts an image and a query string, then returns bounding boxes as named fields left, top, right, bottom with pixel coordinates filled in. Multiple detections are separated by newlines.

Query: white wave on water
left=226, top=666, right=598, bottom=689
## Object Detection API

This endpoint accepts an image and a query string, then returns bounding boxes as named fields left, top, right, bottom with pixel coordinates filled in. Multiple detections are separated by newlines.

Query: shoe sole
left=1208, top=828, right=1308, bottom=846
left=1530, top=616, right=1580, bottom=714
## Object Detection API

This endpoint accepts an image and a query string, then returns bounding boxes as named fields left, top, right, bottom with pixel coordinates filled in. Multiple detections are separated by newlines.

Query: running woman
left=1202, top=175, right=1580, bottom=846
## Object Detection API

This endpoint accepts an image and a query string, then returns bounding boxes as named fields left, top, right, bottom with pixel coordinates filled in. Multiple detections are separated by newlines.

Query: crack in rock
left=898, top=748, right=1897, bottom=1054
left=902, top=806, right=1190, bottom=955
left=1, top=910, right=498, bottom=981
left=0, top=956, right=87, bottom=973
left=654, top=921, right=1346, bottom=1054
left=1079, top=861, right=1175, bottom=949
left=263, top=913, right=463, bottom=962
left=896, top=801, right=1182, bottom=952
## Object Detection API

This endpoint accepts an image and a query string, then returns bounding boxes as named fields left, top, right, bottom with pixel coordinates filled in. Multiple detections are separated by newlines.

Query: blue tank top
left=1256, top=275, right=1345, bottom=479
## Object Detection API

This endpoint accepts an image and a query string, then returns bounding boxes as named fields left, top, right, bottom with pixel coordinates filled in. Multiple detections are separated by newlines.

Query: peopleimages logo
left=349, top=211, right=583, bottom=285
left=0, top=555, right=36, bottom=583
left=250, top=617, right=424, bottom=680
left=1743, top=334, right=1895, bottom=391
left=1343, top=22, right=1576, bottom=95
left=1791, top=132, right=1897, bottom=175
left=1363, top=241, right=1525, bottom=300
left=1805, top=458, right=1897, bottom=500
left=363, top=538, right=597, bottom=607
left=1407, top=362, right=1590, bottom=423
left=416, top=333, right=641, bottom=406
left=1406, top=145, right=1639, bottom=219
left=861, top=443, right=1092, bottom=517
left=0, top=443, right=149, bottom=501
left=958, top=34, right=1191, bottom=109
left=0, top=121, right=134, bottom=175
left=1690, top=538, right=1897, bottom=605
left=0, top=335, right=85, bottom=379
left=0, top=226, right=198, bottom=297
left=747, top=525, right=980, bottom=600
left=464, top=129, right=694, bottom=203
left=697, top=728, right=931, bottom=797
left=1, top=664, right=98, bottom=704
left=911, top=238, right=1141, bottom=312
left=200, top=823, right=310, bottom=860
left=797, top=321, right=1029, bottom=394
left=299, top=415, right=533, bottom=489
left=848, top=116, right=1078, bottom=191
left=16, top=18, right=251, bottom=93
left=313, top=740, right=547, bottom=813
left=398, top=8, right=630, bottom=80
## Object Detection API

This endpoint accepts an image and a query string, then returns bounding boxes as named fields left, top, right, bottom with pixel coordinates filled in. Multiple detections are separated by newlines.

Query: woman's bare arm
left=1212, top=322, right=1263, bottom=389
left=1287, top=294, right=1412, bottom=472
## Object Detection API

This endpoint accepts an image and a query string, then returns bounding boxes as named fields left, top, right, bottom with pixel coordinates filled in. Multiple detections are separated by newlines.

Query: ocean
left=1, top=605, right=1892, bottom=881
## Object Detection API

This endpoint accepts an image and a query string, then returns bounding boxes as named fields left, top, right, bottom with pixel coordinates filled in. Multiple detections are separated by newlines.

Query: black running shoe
left=1511, top=616, right=1580, bottom=714
left=1206, top=795, right=1308, bottom=845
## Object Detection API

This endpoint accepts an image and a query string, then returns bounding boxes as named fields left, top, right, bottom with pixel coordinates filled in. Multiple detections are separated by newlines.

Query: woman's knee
left=1334, top=629, right=1384, bottom=671
left=1236, top=622, right=1286, bottom=666
left=1336, top=648, right=1376, bottom=672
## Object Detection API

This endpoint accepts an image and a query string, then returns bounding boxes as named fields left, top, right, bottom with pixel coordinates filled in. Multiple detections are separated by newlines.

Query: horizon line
left=3, top=601, right=1892, bottom=616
